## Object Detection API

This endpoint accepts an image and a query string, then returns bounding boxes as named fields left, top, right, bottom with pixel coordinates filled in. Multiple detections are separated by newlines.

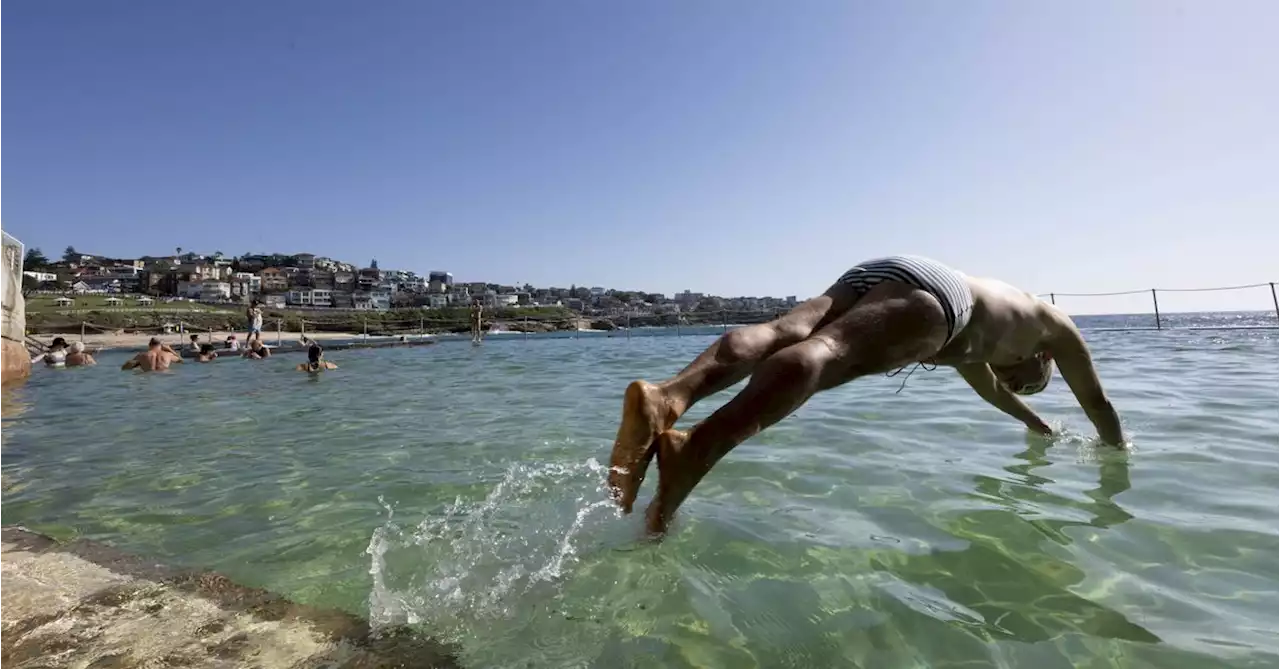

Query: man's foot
left=643, top=429, right=704, bottom=537
left=608, top=380, right=676, bottom=513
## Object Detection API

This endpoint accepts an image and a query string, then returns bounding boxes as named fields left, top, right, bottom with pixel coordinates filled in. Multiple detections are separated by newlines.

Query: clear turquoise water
left=3, top=317, right=1277, bottom=668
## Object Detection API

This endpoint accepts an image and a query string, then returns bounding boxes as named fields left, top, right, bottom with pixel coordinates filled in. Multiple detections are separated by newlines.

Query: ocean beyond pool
left=2, top=313, right=1277, bottom=668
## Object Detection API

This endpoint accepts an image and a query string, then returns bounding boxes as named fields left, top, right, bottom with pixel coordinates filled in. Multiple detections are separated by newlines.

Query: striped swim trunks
left=836, top=255, right=975, bottom=344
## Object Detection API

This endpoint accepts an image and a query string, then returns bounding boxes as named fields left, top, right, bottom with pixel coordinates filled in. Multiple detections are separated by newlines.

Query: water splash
left=366, top=457, right=620, bottom=638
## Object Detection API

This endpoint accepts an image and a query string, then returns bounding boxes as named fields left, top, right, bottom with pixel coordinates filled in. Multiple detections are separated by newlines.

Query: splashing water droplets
left=366, top=458, right=620, bottom=638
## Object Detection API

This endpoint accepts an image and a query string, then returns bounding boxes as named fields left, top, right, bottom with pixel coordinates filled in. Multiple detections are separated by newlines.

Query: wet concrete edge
left=1, top=525, right=463, bottom=668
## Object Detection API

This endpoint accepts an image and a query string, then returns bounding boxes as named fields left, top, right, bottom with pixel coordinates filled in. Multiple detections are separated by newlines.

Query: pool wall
left=0, top=526, right=461, bottom=668
left=2, top=231, right=31, bottom=384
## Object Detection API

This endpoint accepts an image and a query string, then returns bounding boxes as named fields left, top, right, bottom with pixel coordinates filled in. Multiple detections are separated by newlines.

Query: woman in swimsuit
left=31, top=337, right=70, bottom=368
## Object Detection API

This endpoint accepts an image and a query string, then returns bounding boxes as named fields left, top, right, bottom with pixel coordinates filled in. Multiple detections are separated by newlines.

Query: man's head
left=70, top=341, right=85, bottom=354
left=50, top=337, right=68, bottom=350
left=992, top=351, right=1054, bottom=396
left=307, top=343, right=323, bottom=365
left=148, top=337, right=162, bottom=349
left=190, top=334, right=200, bottom=343
left=200, top=343, right=216, bottom=355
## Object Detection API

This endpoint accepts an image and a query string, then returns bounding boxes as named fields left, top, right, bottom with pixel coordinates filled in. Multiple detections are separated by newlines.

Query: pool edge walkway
left=0, top=526, right=459, bottom=668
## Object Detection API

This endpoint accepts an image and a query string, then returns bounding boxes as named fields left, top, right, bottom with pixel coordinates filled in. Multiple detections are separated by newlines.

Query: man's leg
left=642, top=282, right=951, bottom=535
left=609, top=283, right=863, bottom=512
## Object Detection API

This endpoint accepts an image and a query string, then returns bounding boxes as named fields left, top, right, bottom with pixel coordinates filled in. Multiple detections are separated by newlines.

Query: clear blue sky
left=4, top=0, right=1276, bottom=313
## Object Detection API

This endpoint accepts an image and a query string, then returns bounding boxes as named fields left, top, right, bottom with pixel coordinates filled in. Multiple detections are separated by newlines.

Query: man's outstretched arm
left=1045, top=313, right=1125, bottom=446
left=956, top=363, right=1052, bottom=435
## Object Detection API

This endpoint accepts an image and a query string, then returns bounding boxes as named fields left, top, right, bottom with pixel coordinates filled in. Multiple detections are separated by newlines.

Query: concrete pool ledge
left=1, top=526, right=460, bottom=668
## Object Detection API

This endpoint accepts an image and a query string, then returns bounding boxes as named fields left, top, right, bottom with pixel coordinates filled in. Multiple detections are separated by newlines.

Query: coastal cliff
left=2, top=232, right=31, bottom=384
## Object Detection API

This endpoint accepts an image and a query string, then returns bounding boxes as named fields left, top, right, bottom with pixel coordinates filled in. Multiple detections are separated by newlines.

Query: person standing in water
left=470, top=301, right=484, bottom=344
left=607, top=255, right=1124, bottom=535
left=66, top=341, right=97, bottom=367
left=196, top=343, right=219, bottom=362
left=31, top=337, right=70, bottom=368
left=242, top=338, right=272, bottom=360
left=296, top=337, right=338, bottom=372
left=122, top=338, right=184, bottom=372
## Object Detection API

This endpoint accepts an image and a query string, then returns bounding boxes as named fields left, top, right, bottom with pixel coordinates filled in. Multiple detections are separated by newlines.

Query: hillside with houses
left=20, top=247, right=799, bottom=319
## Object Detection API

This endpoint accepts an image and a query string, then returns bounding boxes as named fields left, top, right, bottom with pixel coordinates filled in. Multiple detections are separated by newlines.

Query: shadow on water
left=870, top=435, right=1160, bottom=645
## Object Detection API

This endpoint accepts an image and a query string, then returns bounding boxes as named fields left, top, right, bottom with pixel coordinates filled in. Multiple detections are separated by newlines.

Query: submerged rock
left=0, top=526, right=460, bottom=668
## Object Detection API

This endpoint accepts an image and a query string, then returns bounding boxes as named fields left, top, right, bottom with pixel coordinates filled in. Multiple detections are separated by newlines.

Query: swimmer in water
left=121, top=337, right=184, bottom=372
left=470, top=301, right=485, bottom=343
left=66, top=341, right=97, bottom=367
left=196, top=343, right=219, bottom=362
left=608, top=255, right=1125, bottom=535
left=186, top=333, right=202, bottom=355
left=243, top=339, right=271, bottom=360
left=31, top=337, right=70, bottom=368
left=296, top=338, right=338, bottom=372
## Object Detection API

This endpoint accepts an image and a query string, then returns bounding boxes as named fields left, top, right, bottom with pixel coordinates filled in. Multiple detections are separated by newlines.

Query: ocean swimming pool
left=3, top=316, right=1277, bottom=668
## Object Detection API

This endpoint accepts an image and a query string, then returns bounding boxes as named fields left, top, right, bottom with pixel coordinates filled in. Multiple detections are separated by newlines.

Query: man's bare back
left=122, top=339, right=182, bottom=372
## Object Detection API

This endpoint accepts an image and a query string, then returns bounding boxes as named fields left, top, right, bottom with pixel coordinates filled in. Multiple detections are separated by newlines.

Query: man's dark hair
left=200, top=343, right=216, bottom=354
left=307, top=343, right=323, bottom=364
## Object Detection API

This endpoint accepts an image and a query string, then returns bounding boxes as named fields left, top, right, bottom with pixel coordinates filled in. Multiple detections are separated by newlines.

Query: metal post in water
left=1151, top=289, right=1162, bottom=330
left=81, top=321, right=86, bottom=343
left=363, top=317, right=368, bottom=340
left=420, top=317, right=425, bottom=339
left=1049, top=293, right=1056, bottom=305
left=523, top=315, right=528, bottom=341
left=721, top=309, right=727, bottom=333
left=676, top=317, right=681, bottom=337
left=276, top=319, right=282, bottom=346
left=626, top=313, right=630, bottom=340
left=1270, top=282, right=1278, bottom=320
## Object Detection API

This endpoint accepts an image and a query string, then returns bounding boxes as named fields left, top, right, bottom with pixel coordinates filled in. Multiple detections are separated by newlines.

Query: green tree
left=62, top=245, right=79, bottom=264
left=23, top=247, right=50, bottom=271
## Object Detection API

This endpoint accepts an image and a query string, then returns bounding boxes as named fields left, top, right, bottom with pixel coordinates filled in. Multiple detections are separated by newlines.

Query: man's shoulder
left=1034, top=302, right=1082, bottom=343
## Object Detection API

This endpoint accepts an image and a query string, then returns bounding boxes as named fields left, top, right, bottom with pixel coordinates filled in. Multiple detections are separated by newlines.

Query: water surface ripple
left=3, top=320, right=1277, bottom=668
